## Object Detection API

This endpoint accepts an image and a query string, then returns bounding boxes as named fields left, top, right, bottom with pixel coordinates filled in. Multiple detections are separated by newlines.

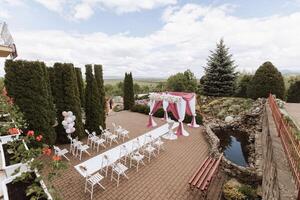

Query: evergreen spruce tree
left=4, top=60, right=57, bottom=144
left=53, top=63, right=85, bottom=143
left=248, top=61, right=285, bottom=99
left=75, top=68, right=85, bottom=107
left=94, top=65, right=106, bottom=129
left=203, top=39, right=237, bottom=96
left=85, top=65, right=101, bottom=133
left=287, top=80, right=300, bottom=103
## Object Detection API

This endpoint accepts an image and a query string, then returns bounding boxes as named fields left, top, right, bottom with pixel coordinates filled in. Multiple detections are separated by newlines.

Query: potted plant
left=0, top=127, right=21, bottom=145
left=0, top=135, right=29, bottom=177
left=1, top=170, right=53, bottom=200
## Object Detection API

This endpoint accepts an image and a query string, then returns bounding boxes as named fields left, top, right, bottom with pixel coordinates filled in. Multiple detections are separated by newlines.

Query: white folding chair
left=99, top=125, right=110, bottom=134
left=153, top=137, right=165, bottom=154
left=116, top=126, right=130, bottom=142
left=130, top=139, right=145, bottom=172
left=85, top=129, right=99, bottom=147
left=119, top=145, right=129, bottom=165
left=111, top=161, right=129, bottom=187
left=53, top=145, right=70, bottom=161
left=142, top=135, right=156, bottom=162
left=76, top=142, right=91, bottom=160
left=107, top=133, right=118, bottom=147
left=100, top=155, right=110, bottom=177
left=67, top=135, right=75, bottom=154
left=85, top=172, right=105, bottom=200
left=92, top=132, right=106, bottom=152
left=112, top=123, right=117, bottom=134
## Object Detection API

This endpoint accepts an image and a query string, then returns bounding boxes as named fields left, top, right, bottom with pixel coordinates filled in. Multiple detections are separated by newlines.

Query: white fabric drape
left=162, top=100, right=169, bottom=120
left=176, top=97, right=189, bottom=136
left=188, top=95, right=199, bottom=127
left=148, top=99, right=157, bottom=127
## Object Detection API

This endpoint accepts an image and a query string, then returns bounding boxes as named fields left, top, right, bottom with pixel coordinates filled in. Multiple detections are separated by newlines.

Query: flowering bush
left=0, top=87, right=27, bottom=136
left=8, top=127, right=20, bottom=135
left=8, top=129, right=67, bottom=199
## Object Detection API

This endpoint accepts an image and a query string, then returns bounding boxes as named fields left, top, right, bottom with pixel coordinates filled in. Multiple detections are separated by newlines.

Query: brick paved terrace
left=46, top=111, right=214, bottom=200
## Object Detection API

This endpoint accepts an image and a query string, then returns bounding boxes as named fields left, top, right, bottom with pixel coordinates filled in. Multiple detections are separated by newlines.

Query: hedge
left=131, top=104, right=203, bottom=125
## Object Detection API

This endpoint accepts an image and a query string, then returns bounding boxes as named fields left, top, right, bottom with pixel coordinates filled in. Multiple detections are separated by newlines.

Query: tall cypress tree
left=123, top=73, right=129, bottom=110
left=85, top=65, right=101, bottom=133
left=203, top=39, right=237, bottom=96
left=123, top=72, right=134, bottom=110
left=94, top=65, right=106, bottom=129
left=4, top=60, right=57, bottom=145
left=53, top=63, right=84, bottom=143
left=75, top=68, right=85, bottom=107
left=128, top=72, right=135, bottom=108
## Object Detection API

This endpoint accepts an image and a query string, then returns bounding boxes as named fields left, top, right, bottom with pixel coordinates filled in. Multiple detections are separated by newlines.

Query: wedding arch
left=147, top=92, right=199, bottom=136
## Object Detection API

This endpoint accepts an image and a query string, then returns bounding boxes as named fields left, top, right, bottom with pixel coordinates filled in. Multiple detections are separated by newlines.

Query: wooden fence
left=268, top=94, right=300, bottom=199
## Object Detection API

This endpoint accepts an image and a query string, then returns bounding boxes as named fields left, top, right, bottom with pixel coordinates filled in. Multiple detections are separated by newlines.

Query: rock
left=225, top=116, right=234, bottom=123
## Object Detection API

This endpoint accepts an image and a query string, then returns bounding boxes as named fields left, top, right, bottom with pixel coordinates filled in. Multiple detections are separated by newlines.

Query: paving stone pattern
left=45, top=111, right=210, bottom=200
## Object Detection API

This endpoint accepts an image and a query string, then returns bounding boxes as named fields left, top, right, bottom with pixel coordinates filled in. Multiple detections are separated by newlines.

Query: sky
left=1, top=0, right=300, bottom=78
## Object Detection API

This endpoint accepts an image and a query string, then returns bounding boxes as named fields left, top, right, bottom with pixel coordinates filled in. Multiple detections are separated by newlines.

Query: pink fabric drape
left=169, top=92, right=196, bottom=128
left=147, top=101, right=163, bottom=128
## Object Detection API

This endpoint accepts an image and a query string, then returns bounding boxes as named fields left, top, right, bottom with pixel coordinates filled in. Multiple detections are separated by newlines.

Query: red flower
left=52, top=155, right=61, bottom=161
left=42, top=147, right=51, bottom=156
left=27, top=130, right=34, bottom=137
left=36, top=135, right=43, bottom=142
left=8, top=128, right=19, bottom=135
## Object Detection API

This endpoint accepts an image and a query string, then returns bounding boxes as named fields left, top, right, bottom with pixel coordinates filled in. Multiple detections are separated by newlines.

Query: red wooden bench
left=189, top=154, right=223, bottom=193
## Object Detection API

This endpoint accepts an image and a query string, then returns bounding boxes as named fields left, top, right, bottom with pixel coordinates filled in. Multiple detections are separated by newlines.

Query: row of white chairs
left=84, top=135, right=165, bottom=199
left=53, top=124, right=130, bottom=161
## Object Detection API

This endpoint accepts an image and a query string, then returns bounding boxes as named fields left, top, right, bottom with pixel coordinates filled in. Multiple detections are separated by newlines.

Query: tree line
left=150, top=39, right=299, bottom=102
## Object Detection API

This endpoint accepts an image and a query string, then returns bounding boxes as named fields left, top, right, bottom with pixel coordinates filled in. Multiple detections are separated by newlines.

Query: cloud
left=0, top=10, right=10, bottom=19
left=92, top=0, right=177, bottom=14
left=1, top=0, right=24, bottom=6
left=73, top=3, right=94, bottom=20
left=33, top=0, right=67, bottom=13
left=32, top=0, right=177, bottom=20
left=1, top=3, right=300, bottom=78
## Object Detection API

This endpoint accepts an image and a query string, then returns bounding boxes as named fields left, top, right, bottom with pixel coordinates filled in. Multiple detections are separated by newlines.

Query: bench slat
left=188, top=156, right=210, bottom=184
left=200, top=154, right=223, bottom=190
left=191, top=157, right=213, bottom=186
left=196, top=158, right=217, bottom=188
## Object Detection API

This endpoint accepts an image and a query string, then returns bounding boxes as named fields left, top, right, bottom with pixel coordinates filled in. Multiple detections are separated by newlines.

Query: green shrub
left=113, top=105, right=123, bottom=112
left=238, top=185, right=257, bottom=199
left=287, top=80, right=300, bottom=103
left=131, top=104, right=203, bottom=125
left=248, top=61, right=285, bottom=99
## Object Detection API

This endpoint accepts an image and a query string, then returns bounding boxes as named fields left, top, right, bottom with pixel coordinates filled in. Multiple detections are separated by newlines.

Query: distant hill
left=281, top=69, right=300, bottom=75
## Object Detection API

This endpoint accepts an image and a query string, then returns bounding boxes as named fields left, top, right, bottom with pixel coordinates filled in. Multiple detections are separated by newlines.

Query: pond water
left=213, top=128, right=250, bottom=167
